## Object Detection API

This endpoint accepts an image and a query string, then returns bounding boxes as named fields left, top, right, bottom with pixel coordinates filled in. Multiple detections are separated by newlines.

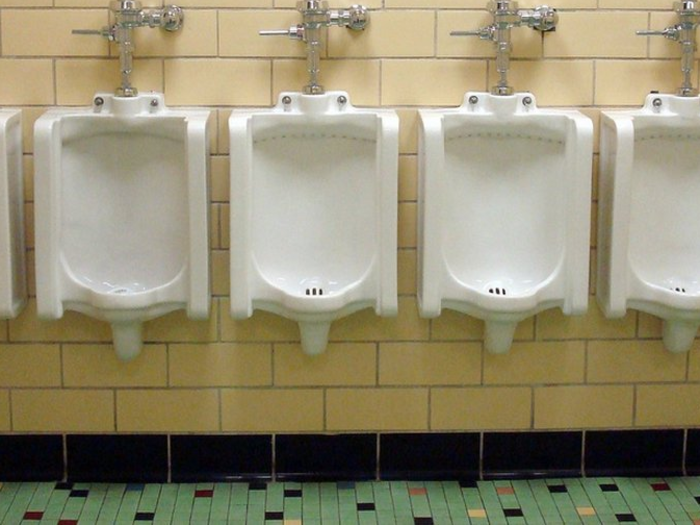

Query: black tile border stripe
left=0, top=429, right=695, bottom=482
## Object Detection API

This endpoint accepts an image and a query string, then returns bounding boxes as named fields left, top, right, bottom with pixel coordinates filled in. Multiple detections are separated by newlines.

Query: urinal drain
left=488, top=287, right=507, bottom=296
left=305, top=287, right=324, bottom=296
left=671, top=287, right=687, bottom=294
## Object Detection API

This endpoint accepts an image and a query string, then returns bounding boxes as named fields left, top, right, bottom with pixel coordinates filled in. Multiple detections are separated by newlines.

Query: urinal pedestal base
left=484, top=320, right=519, bottom=354
left=111, top=321, right=143, bottom=361
left=662, top=319, right=699, bottom=353
left=299, top=321, right=332, bottom=356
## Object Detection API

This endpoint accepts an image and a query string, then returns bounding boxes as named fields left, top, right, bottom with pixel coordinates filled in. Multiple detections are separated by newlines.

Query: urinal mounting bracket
left=259, top=1, right=369, bottom=95
left=73, top=1, right=184, bottom=98
left=451, top=0, right=558, bottom=96
left=637, top=1, right=700, bottom=97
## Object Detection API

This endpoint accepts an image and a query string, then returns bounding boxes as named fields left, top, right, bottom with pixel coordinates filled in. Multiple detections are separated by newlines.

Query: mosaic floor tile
left=1, top=478, right=700, bottom=523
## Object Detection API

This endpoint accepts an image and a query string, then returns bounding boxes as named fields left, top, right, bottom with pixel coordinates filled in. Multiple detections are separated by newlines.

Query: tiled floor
left=2, top=478, right=700, bottom=524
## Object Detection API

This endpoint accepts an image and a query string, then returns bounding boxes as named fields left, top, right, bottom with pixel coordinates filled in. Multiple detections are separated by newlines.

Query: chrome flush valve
left=260, top=1, right=369, bottom=95
left=637, top=1, right=700, bottom=97
left=451, top=0, right=559, bottom=96
left=73, top=1, right=184, bottom=97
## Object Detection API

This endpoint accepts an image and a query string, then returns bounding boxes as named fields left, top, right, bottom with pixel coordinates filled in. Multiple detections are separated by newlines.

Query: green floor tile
left=3, top=482, right=38, bottom=524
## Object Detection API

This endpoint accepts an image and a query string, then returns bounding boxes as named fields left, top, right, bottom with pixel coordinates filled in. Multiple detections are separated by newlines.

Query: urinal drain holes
left=446, top=132, right=563, bottom=145
left=110, top=288, right=130, bottom=294
left=254, top=133, right=374, bottom=144
left=488, top=287, right=507, bottom=296
left=671, top=287, right=687, bottom=294
left=305, top=287, right=324, bottom=296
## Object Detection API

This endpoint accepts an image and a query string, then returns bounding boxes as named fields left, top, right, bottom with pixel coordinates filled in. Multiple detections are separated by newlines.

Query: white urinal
left=230, top=91, right=398, bottom=355
left=599, top=94, right=700, bottom=353
left=419, top=92, right=593, bottom=353
left=34, top=93, right=210, bottom=361
left=0, top=110, right=25, bottom=318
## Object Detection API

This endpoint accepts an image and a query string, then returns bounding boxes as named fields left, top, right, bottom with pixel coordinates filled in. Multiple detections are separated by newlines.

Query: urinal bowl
left=230, top=91, right=398, bottom=355
left=419, top=92, right=593, bottom=353
left=0, top=110, right=25, bottom=319
left=599, top=94, right=700, bottom=353
left=34, top=93, right=210, bottom=360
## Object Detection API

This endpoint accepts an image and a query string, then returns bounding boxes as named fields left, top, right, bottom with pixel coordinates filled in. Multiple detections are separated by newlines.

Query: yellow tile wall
left=2, top=1, right=698, bottom=435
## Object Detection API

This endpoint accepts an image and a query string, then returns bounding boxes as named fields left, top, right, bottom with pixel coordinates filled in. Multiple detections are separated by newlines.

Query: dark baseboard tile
left=171, top=434, right=272, bottom=482
left=584, top=429, right=684, bottom=477
left=67, top=435, right=168, bottom=483
left=483, top=431, right=583, bottom=480
left=0, top=435, right=64, bottom=481
left=380, top=433, right=480, bottom=481
left=275, top=434, right=377, bottom=481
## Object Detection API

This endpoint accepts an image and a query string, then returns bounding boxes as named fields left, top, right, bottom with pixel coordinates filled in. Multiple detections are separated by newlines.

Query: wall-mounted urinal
left=598, top=1, right=700, bottom=353
left=0, top=110, right=25, bottom=319
left=34, top=2, right=210, bottom=361
left=419, top=1, right=593, bottom=353
left=230, top=1, right=398, bottom=356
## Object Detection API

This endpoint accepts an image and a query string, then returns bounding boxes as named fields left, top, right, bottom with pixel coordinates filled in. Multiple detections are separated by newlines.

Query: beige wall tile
left=587, top=340, right=687, bottom=384
left=220, top=204, right=230, bottom=249
left=648, top=12, right=682, bottom=59
left=22, top=108, right=49, bottom=154
left=536, top=301, right=636, bottom=340
left=13, top=390, right=114, bottom=432
left=397, top=109, right=418, bottom=154
left=143, top=301, right=218, bottom=343
left=437, top=11, right=542, bottom=58
left=63, top=344, right=167, bottom=387
left=211, top=250, right=230, bottom=297
left=0, top=391, right=9, bottom=431
left=545, top=12, right=647, bottom=58
left=276, top=0, right=381, bottom=6
left=0, top=0, right=51, bottom=5
left=599, top=0, right=669, bottom=7
left=397, top=249, right=416, bottom=295
left=0, top=322, right=7, bottom=342
left=329, top=11, right=435, bottom=58
left=272, top=60, right=381, bottom=106
left=686, top=343, right=700, bottom=380
left=24, top=202, right=33, bottom=250
left=275, top=343, right=376, bottom=386
left=169, top=343, right=272, bottom=387
left=56, top=59, right=163, bottom=106
left=220, top=11, right=306, bottom=58
left=9, top=299, right=112, bottom=342
left=23, top=156, right=33, bottom=202
left=483, top=341, right=585, bottom=385
left=595, top=61, right=680, bottom=106
left=133, top=10, right=217, bottom=57
left=638, top=312, right=663, bottom=338
left=399, top=155, right=417, bottom=202
left=178, top=0, right=272, bottom=6
left=0, top=61, right=54, bottom=105
left=164, top=59, right=272, bottom=106
left=211, top=156, right=230, bottom=202
left=379, top=342, right=481, bottom=385
left=432, top=387, right=532, bottom=430
left=0, top=344, right=61, bottom=387
left=398, top=202, right=416, bottom=248
left=218, top=109, right=232, bottom=155
left=2, top=10, right=108, bottom=57
left=534, top=385, right=634, bottom=429
left=326, top=388, right=428, bottom=431
left=329, top=297, right=430, bottom=341
left=222, top=389, right=324, bottom=432
left=210, top=204, right=221, bottom=250
left=117, top=389, right=219, bottom=432
left=431, top=309, right=534, bottom=341
left=637, top=385, right=700, bottom=427
left=382, top=60, right=487, bottom=106
left=221, top=299, right=300, bottom=342
left=488, top=60, right=594, bottom=106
